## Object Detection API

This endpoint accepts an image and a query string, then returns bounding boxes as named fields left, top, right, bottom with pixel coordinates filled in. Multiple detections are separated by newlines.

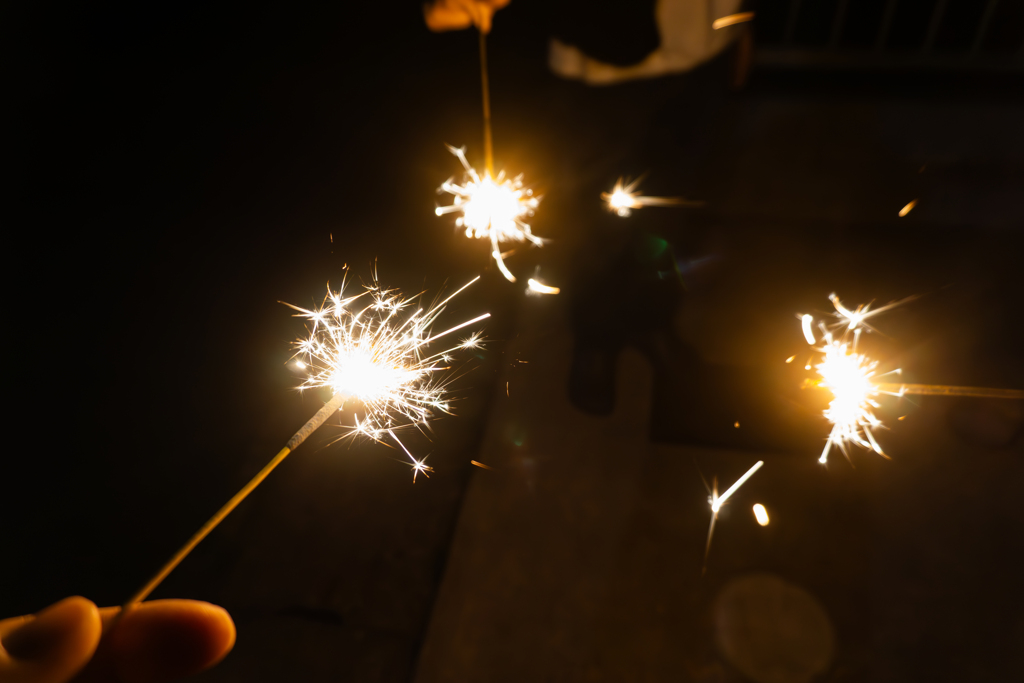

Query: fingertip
left=111, top=600, right=235, bottom=683
left=0, top=596, right=101, bottom=683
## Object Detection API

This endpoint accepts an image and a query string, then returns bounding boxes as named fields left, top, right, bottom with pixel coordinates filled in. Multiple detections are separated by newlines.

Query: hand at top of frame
left=0, top=597, right=235, bottom=683
left=424, top=0, right=511, bottom=34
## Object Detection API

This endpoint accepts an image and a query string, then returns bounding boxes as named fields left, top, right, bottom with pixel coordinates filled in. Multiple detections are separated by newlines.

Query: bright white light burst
left=803, top=294, right=907, bottom=465
left=285, top=273, right=489, bottom=479
left=815, top=334, right=887, bottom=464
left=436, top=145, right=543, bottom=282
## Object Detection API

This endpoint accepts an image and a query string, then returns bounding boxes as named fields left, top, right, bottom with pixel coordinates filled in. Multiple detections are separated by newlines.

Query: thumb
left=0, top=597, right=102, bottom=683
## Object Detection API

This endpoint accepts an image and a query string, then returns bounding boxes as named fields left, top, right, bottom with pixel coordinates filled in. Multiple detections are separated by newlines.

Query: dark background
left=5, top=1, right=1024, bottom=681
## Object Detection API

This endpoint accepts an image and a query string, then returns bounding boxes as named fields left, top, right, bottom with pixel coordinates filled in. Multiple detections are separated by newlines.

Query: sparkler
left=800, top=294, right=900, bottom=465
left=601, top=177, right=703, bottom=217
left=125, top=272, right=489, bottom=607
left=435, top=31, right=544, bottom=282
left=436, top=145, right=542, bottom=282
left=701, top=460, right=764, bottom=572
left=800, top=294, right=1022, bottom=466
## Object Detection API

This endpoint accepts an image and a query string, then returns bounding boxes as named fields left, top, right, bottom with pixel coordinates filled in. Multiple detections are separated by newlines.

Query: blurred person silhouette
left=1, top=597, right=234, bottom=683
left=424, top=0, right=748, bottom=85
left=424, top=0, right=755, bottom=424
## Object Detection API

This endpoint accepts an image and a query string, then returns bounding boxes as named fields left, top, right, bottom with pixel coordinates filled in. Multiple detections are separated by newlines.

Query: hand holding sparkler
left=434, top=24, right=547, bottom=284
left=0, top=597, right=235, bottom=683
left=424, top=0, right=510, bottom=34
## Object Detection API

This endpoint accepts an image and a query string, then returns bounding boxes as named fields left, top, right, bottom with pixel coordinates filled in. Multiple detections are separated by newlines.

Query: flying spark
left=899, top=199, right=918, bottom=217
left=601, top=177, right=702, bottom=217
left=712, top=11, right=756, bottom=30
left=701, top=460, right=764, bottom=572
left=802, top=294, right=909, bottom=465
left=285, top=271, right=490, bottom=477
left=527, top=278, right=560, bottom=295
left=436, top=145, right=543, bottom=282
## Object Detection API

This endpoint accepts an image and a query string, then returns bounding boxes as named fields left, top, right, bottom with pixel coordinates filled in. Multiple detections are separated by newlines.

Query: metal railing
left=754, top=0, right=1023, bottom=70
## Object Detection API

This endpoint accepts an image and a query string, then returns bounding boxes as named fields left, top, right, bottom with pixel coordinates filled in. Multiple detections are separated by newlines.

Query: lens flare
left=436, top=145, right=543, bottom=282
left=285, top=271, right=490, bottom=477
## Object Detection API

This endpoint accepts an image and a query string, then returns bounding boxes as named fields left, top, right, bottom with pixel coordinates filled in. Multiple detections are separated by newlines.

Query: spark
left=702, top=460, right=764, bottom=572
left=527, top=278, right=560, bottom=295
left=814, top=333, right=890, bottom=465
left=284, top=271, right=490, bottom=478
left=899, top=199, right=918, bottom=217
left=752, top=504, right=769, bottom=526
left=828, top=292, right=915, bottom=335
left=800, top=314, right=816, bottom=344
left=436, top=145, right=543, bottom=282
left=601, top=177, right=702, bottom=217
left=712, top=11, right=756, bottom=30
left=470, top=460, right=493, bottom=470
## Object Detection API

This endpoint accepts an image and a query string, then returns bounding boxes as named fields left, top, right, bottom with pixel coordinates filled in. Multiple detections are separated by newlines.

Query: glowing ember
left=899, top=199, right=918, bottom=217
left=752, top=503, right=770, bottom=526
left=712, top=11, right=756, bottom=30
left=436, top=144, right=542, bottom=282
left=527, top=278, right=560, bottom=295
left=285, top=271, right=489, bottom=479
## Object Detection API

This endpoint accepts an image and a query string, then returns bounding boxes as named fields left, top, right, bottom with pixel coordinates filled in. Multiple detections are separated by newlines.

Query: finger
left=0, top=597, right=102, bottom=683
left=477, top=6, right=493, bottom=34
left=423, top=1, right=473, bottom=32
left=74, top=601, right=235, bottom=683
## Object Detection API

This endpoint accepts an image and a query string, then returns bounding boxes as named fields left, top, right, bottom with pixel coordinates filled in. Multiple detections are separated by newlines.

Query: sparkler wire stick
left=125, top=392, right=348, bottom=607
left=479, top=30, right=493, bottom=176
left=876, top=383, right=1023, bottom=399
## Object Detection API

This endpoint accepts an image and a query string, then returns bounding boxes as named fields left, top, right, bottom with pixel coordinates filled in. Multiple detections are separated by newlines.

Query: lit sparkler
left=601, top=177, right=702, bottom=217
left=798, top=294, right=900, bottom=464
left=701, top=460, right=764, bottom=572
left=813, top=332, right=890, bottom=464
left=802, top=293, right=1022, bottom=465
left=436, top=144, right=543, bottom=282
left=125, top=272, right=489, bottom=607
left=286, top=271, right=489, bottom=460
